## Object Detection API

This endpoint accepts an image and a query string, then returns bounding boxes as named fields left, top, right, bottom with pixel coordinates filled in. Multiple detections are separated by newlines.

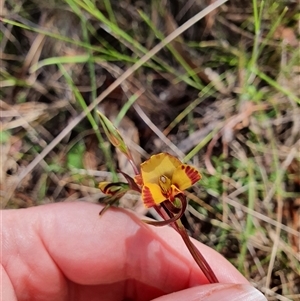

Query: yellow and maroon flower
left=135, top=153, right=201, bottom=208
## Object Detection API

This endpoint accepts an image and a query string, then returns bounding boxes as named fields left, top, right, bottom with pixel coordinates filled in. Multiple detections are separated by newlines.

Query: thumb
left=152, top=283, right=267, bottom=301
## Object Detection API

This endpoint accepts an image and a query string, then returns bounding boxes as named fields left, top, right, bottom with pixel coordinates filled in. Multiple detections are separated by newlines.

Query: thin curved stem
left=176, top=218, right=219, bottom=283
left=142, top=198, right=187, bottom=226
left=152, top=196, right=218, bottom=283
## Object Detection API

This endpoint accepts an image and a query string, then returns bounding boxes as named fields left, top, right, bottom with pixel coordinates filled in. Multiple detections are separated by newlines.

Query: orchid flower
left=97, top=111, right=218, bottom=284
left=135, top=153, right=201, bottom=207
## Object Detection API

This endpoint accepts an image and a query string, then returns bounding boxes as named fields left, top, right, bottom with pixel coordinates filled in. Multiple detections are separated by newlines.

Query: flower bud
left=97, top=111, right=129, bottom=155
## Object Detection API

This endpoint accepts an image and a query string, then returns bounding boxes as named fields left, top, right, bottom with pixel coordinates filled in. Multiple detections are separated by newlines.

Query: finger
left=1, top=265, right=18, bottom=301
left=41, top=202, right=246, bottom=285
left=3, top=201, right=247, bottom=300
left=152, top=284, right=267, bottom=301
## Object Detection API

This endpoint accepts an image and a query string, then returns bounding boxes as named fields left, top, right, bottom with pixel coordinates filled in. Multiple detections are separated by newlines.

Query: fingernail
left=204, top=284, right=267, bottom=301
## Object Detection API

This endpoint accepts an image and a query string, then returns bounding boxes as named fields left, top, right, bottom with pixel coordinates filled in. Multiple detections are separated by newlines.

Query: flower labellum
left=135, top=153, right=201, bottom=208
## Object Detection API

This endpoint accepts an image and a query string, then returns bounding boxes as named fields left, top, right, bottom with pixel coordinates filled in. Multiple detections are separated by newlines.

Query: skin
left=1, top=202, right=267, bottom=301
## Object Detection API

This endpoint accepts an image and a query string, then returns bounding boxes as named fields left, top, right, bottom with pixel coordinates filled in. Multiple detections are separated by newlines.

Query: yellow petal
left=142, top=183, right=166, bottom=207
left=141, top=153, right=182, bottom=184
left=172, top=164, right=201, bottom=190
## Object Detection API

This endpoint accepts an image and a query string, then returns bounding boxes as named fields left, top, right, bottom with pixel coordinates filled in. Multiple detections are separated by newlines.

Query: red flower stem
left=143, top=200, right=187, bottom=227
left=153, top=206, right=178, bottom=231
left=153, top=202, right=218, bottom=283
left=154, top=196, right=219, bottom=283
left=175, top=218, right=219, bottom=284
left=154, top=196, right=218, bottom=284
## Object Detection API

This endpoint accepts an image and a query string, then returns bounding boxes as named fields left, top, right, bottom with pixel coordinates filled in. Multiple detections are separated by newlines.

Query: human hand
left=1, top=202, right=267, bottom=301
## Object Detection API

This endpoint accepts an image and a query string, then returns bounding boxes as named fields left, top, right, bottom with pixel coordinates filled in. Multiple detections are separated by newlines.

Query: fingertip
left=152, top=284, right=267, bottom=301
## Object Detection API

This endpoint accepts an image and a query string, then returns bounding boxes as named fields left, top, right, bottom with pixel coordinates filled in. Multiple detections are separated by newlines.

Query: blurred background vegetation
left=1, top=0, right=299, bottom=300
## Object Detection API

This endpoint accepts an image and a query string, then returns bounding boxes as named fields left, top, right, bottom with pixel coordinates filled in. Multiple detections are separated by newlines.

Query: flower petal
left=140, top=153, right=182, bottom=184
left=99, top=181, right=129, bottom=195
left=118, top=171, right=141, bottom=192
left=172, top=164, right=201, bottom=190
left=142, top=183, right=166, bottom=207
left=134, top=174, right=143, bottom=186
